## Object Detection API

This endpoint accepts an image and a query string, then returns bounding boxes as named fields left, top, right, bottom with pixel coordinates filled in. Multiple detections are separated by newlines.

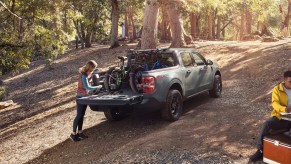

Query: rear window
left=130, top=52, right=177, bottom=69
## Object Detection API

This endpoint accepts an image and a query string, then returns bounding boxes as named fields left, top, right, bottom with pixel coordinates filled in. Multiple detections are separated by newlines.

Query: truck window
left=181, top=52, right=194, bottom=67
left=160, top=53, right=176, bottom=67
left=191, top=52, right=206, bottom=66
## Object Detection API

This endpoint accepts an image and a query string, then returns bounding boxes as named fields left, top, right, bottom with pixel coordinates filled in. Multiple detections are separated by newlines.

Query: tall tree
left=141, top=0, right=159, bottom=49
left=281, top=0, right=291, bottom=37
left=110, top=0, right=120, bottom=48
left=239, top=0, right=247, bottom=40
left=70, top=0, right=107, bottom=48
left=190, top=13, right=199, bottom=39
left=160, top=6, right=171, bottom=41
left=166, top=0, right=192, bottom=47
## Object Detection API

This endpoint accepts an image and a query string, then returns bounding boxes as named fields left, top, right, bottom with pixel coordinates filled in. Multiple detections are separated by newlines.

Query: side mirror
left=206, top=59, right=213, bottom=65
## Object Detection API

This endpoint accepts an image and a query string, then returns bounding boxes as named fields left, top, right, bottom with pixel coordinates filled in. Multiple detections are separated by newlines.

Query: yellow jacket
left=271, top=83, right=288, bottom=119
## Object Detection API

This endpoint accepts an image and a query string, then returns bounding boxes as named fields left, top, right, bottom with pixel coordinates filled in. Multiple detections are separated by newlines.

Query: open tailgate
left=77, top=94, right=143, bottom=106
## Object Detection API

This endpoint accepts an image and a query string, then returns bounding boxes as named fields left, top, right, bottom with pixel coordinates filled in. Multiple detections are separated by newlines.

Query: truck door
left=191, top=52, right=213, bottom=91
left=180, top=52, right=201, bottom=96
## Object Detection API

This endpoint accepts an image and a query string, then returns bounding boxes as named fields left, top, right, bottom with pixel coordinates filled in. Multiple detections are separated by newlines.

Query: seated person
left=249, top=70, right=291, bottom=162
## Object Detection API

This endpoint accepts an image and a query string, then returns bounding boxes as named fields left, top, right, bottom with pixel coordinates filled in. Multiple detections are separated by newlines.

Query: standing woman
left=71, top=60, right=101, bottom=141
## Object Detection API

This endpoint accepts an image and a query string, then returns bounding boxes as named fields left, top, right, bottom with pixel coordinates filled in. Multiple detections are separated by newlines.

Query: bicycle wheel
left=129, top=67, right=144, bottom=93
left=104, top=67, right=123, bottom=91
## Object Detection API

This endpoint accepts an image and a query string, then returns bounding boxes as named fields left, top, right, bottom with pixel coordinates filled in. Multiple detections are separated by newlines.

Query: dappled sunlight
left=0, top=103, right=21, bottom=114
left=251, top=88, right=273, bottom=103
left=0, top=100, right=75, bottom=137
left=53, top=82, right=76, bottom=96
left=229, top=64, right=245, bottom=73
left=4, top=65, right=45, bottom=83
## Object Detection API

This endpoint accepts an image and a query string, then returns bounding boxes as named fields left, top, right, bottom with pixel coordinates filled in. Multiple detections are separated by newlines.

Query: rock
left=0, top=100, right=14, bottom=109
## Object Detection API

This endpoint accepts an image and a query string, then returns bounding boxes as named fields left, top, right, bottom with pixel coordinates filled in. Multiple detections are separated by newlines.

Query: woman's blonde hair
left=79, top=60, right=98, bottom=74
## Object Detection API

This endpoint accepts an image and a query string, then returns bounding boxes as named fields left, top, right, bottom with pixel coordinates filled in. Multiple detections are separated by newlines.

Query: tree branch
left=0, top=1, right=22, bottom=19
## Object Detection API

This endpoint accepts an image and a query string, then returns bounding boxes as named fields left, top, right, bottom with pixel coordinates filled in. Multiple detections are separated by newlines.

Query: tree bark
left=73, top=20, right=83, bottom=48
left=160, top=7, right=171, bottom=41
left=125, top=10, right=129, bottom=38
left=129, top=6, right=137, bottom=41
left=281, top=0, right=291, bottom=37
left=212, top=9, right=217, bottom=39
left=207, top=12, right=213, bottom=39
left=167, top=2, right=187, bottom=47
left=190, top=13, right=198, bottom=39
left=141, top=1, right=159, bottom=49
left=85, top=30, right=92, bottom=47
left=110, top=0, right=120, bottom=49
left=246, top=8, right=252, bottom=35
left=216, top=16, right=221, bottom=39
left=240, top=4, right=246, bottom=40
left=80, top=22, right=85, bottom=48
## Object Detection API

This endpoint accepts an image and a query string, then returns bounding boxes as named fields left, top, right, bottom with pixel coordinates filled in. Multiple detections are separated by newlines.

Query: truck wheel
left=209, top=75, right=222, bottom=98
left=162, top=89, right=183, bottom=121
left=104, top=67, right=122, bottom=92
left=104, top=107, right=126, bottom=121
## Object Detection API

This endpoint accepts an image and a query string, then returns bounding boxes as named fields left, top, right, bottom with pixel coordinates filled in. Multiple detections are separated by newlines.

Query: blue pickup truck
left=77, top=48, right=222, bottom=121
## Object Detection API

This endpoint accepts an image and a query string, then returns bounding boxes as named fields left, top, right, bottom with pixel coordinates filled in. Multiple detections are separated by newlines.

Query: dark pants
left=73, top=98, right=87, bottom=133
left=257, top=116, right=291, bottom=151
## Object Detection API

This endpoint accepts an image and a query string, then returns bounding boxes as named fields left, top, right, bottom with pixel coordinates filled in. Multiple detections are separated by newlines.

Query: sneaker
left=78, top=132, right=88, bottom=139
left=70, top=134, right=81, bottom=142
left=249, top=149, right=263, bottom=162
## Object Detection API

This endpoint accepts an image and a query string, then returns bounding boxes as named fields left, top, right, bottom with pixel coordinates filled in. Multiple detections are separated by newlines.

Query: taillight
left=142, top=77, right=155, bottom=93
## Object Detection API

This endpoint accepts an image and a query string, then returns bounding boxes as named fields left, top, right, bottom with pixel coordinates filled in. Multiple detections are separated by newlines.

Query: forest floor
left=1, top=39, right=291, bottom=164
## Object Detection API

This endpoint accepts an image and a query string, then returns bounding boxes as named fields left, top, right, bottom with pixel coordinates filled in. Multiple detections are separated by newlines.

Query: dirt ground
left=1, top=39, right=291, bottom=164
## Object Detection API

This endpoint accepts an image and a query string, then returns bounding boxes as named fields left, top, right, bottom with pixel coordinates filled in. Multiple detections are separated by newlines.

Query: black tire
left=92, top=74, right=100, bottom=86
left=209, top=75, right=222, bottom=98
left=161, top=89, right=183, bottom=121
left=129, top=67, right=144, bottom=93
left=104, top=67, right=123, bottom=92
left=103, top=107, right=126, bottom=121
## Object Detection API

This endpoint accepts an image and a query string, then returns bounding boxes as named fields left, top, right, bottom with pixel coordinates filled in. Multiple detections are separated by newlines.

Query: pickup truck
left=77, top=48, right=222, bottom=122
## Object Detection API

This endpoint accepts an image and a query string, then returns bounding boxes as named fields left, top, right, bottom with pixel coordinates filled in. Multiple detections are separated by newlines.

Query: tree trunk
left=125, top=10, right=129, bottom=38
left=190, top=13, right=198, bottom=39
left=240, top=4, right=246, bottom=40
left=167, top=2, right=187, bottom=47
left=80, top=22, right=85, bottom=48
left=129, top=6, right=137, bottom=41
left=212, top=9, right=217, bottom=39
left=246, top=8, right=252, bottom=35
left=11, top=0, right=16, bottom=30
left=19, top=19, right=24, bottom=41
left=216, top=16, right=221, bottom=39
left=141, top=1, right=159, bottom=49
left=262, top=22, right=272, bottom=36
left=85, top=30, right=92, bottom=47
left=281, top=0, right=291, bottom=37
left=160, top=7, right=171, bottom=41
left=110, top=0, right=120, bottom=49
left=207, top=12, right=213, bottom=39
left=73, top=20, right=83, bottom=48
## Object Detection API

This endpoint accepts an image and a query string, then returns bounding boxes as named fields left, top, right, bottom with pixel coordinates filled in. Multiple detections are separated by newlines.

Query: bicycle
left=104, top=56, right=130, bottom=92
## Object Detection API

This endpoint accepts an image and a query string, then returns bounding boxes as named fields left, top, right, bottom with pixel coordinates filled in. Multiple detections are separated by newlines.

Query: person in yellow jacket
left=250, top=70, right=291, bottom=162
